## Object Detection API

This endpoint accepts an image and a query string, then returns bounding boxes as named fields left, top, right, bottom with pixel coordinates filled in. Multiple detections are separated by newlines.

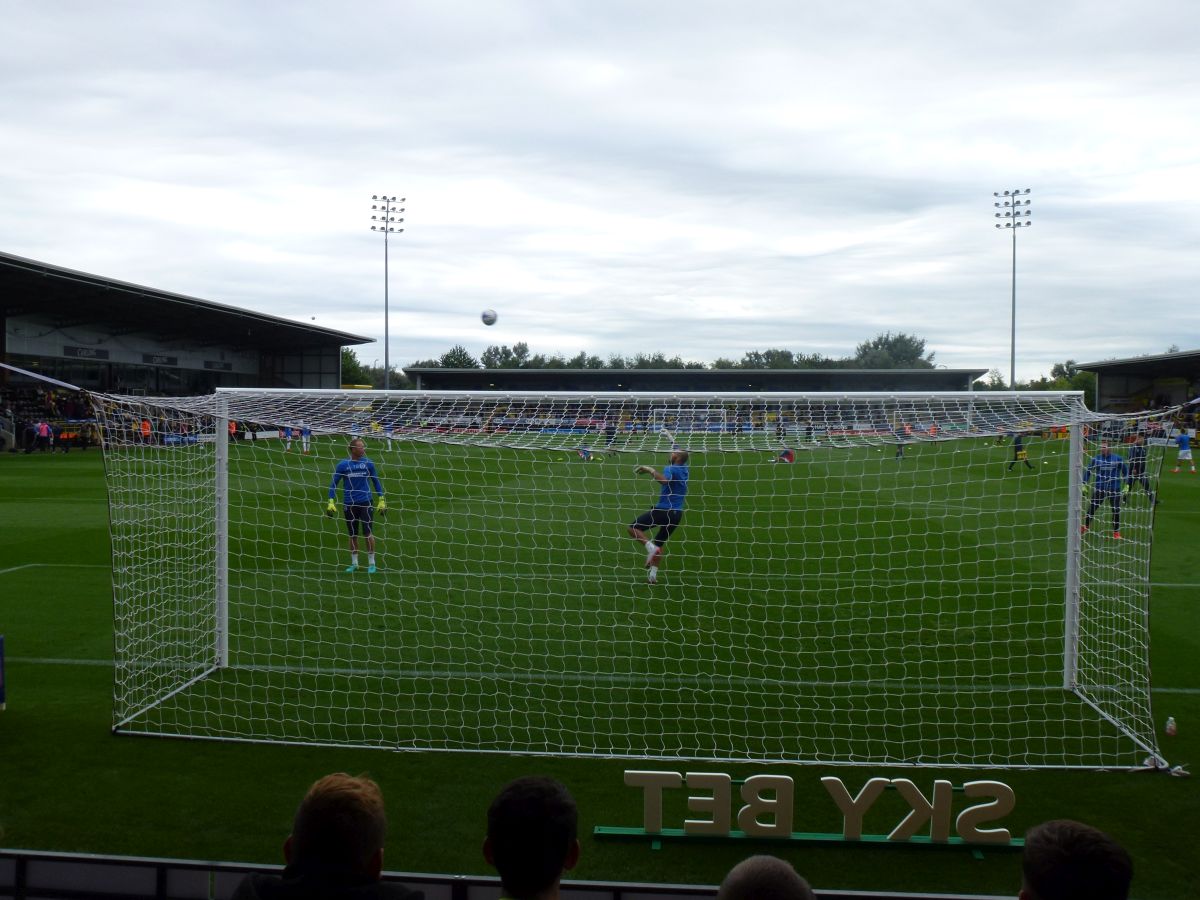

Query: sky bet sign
left=595, top=771, right=1018, bottom=848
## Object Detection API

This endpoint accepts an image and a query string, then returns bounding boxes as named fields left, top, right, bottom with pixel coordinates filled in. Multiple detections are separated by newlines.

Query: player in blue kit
left=1172, top=428, right=1196, bottom=474
left=627, top=449, right=689, bottom=584
left=326, top=437, right=387, bottom=573
left=1082, top=441, right=1128, bottom=539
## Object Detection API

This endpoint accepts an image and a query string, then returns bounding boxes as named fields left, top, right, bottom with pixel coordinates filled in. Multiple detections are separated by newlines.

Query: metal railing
left=0, top=848, right=1010, bottom=900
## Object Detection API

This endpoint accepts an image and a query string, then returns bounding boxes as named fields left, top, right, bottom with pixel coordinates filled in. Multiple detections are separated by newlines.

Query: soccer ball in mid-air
left=481, top=309, right=498, bottom=326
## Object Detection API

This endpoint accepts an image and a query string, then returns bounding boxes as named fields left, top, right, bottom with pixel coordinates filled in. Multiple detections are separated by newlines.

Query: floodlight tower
left=370, top=195, right=405, bottom=390
left=993, top=188, right=1032, bottom=389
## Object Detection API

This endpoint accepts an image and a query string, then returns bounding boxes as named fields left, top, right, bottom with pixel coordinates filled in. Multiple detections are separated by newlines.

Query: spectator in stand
left=1020, top=819, right=1132, bottom=900
left=483, top=776, right=579, bottom=900
left=717, top=855, right=815, bottom=900
left=233, top=773, right=421, bottom=900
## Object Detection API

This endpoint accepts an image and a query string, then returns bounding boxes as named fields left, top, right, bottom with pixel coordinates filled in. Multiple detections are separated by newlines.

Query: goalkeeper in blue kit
left=1082, top=441, right=1128, bottom=539
left=327, top=437, right=386, bottom=573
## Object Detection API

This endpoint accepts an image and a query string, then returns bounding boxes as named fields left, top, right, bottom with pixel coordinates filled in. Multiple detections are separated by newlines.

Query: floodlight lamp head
left=372, top=194, right=378, bottom=199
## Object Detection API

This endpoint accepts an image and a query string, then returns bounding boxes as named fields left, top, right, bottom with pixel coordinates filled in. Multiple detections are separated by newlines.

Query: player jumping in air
left=1172, top=427, right=1196, bottom=473
left=1008, top=432, right=1036, bottom=471
left=326, top=437, right=386, bottom=573
left=627, top=449, right=689, bottom=585
left=1082, top=441, right=1129, bottom=539
left=1124, top=433, right=1157, bottom=504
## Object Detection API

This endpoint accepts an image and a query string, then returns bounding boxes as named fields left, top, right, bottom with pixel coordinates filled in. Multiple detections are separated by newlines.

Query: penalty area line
left=8, top=657, right=1200, bottom=695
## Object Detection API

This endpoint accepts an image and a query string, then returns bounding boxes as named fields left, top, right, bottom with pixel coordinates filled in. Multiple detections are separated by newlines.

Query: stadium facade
left=1, top=250, right=371, bottom=394
left=1079, top=349, right=1200, bottom=412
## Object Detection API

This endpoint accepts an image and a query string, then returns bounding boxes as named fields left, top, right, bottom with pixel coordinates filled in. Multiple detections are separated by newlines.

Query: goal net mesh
left=93, top=389, right=1169, bottom=768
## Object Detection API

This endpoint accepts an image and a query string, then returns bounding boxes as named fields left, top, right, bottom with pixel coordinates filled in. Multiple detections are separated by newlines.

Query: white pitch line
left=7, top=656, right=1199, bottom=694
left=0, top=562, right=110, bottom=576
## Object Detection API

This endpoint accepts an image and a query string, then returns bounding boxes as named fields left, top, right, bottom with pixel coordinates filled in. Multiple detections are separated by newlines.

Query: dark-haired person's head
left=484, top=776, right=579, bottom=900
left=1020, top=819, right=1132, bottom=900
left=286, top=773, right=387, bottom=881
left=717, top=855, right=815, bottom=900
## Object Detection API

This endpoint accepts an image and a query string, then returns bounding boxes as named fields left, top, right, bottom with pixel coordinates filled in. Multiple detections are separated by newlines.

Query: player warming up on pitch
left=1008, top=431, right=1036, bottom=471
left=627, top=449, right=689, bottom=585
left=1125, top=433, right=1157, bottom=504
left=326, top=437, right=386, bottom=573
left=1082, top=440, right=1128, bottom=539
left=1172, top=426, right=1196, bottom=473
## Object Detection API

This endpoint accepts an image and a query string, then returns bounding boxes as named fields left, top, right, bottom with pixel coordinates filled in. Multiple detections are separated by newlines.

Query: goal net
left=94, top=389, right=1170, bottom=769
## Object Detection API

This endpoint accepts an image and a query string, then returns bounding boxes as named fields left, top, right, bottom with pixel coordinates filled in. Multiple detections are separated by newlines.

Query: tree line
left=341, top=331, right=1095, bottom=395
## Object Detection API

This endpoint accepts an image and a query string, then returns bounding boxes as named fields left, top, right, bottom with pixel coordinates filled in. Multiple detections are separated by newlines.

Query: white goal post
left=93, top=389, right=1171, bottom=769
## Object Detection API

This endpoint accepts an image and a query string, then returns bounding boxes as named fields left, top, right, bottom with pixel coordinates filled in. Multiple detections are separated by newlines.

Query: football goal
left=94, top=389, right=1170, bottom=769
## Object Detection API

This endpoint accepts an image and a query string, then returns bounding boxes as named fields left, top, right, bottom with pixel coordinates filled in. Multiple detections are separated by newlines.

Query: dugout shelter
left=404, top=366, right=988, bottom=393
left=1, top=250, right=370, bottom=395
left=1079, top=349, right=1200, bottom=417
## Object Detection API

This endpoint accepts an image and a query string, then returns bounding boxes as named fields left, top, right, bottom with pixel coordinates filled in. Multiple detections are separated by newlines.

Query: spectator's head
left=484, top=776, right=579, bottom=900
left=1020, top=819, right=1132, bottom=900
left=717, top=855, right=815, bottom=900
left=285, top=773, right=387, bottom=880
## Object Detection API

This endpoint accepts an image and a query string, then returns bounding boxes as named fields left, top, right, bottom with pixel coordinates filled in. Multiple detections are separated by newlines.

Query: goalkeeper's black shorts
left=344, top=503, right=374, bottom=537
left=632, top=507, right=683, bottom=543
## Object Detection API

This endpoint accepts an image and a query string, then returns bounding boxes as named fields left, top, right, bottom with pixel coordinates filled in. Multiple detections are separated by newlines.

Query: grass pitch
left=1, top=441, right=1198, bottom=898
left=114, top=434, right=1155, bottom=767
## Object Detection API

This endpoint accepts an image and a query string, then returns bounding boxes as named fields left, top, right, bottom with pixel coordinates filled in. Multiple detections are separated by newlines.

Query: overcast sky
left=3, top=0, right=1198, bottom=381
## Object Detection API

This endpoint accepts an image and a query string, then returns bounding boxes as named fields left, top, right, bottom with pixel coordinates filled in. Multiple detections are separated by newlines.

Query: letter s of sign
left=955, top=781, right=1015, bottom=844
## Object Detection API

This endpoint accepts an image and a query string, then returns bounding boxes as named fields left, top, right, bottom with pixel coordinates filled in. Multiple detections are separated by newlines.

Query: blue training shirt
left=655, top=464, right=689, bottom=510
left=1177, top=432, right=1192, bottom=452
left=329, top=458, right=383, bottom=505
left=1084, top=452, right=1128, bottom=494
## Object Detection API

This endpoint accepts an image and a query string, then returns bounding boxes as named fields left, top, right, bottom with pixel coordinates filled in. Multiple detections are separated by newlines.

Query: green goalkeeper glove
left=325, top=499, right=336, bottom=517
left=376, top=497, right=387, bottom=518
left=1081, top=482, right=1092, bottom=498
